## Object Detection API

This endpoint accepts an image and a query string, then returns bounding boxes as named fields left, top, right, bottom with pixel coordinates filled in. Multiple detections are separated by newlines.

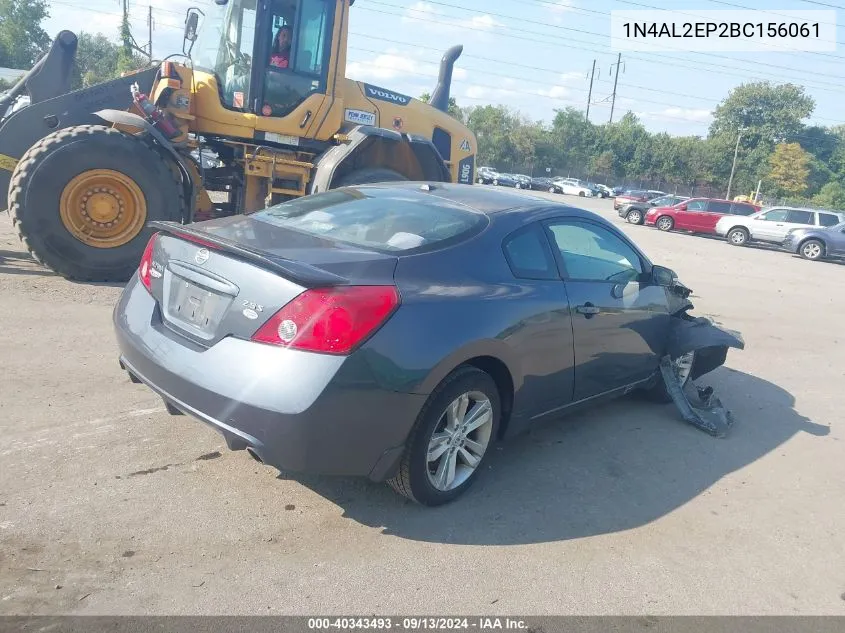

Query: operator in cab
left=270, top=25, right=292, bottom=69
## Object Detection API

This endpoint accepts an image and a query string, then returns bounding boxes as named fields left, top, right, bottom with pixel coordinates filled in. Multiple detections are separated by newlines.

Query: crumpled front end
left=661, top=280, right=745, bottom=437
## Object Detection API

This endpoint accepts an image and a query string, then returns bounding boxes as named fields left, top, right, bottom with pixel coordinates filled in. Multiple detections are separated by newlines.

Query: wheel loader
left=0, top=0, right=477, bottom=282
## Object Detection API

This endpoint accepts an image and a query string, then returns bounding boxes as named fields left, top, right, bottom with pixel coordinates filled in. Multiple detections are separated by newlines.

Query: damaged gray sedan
left=113, top=183, right=743, bottom=506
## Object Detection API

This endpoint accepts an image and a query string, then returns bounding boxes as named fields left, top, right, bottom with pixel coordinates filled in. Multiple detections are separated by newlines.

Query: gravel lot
left=1, top=189, right=843, bottom=615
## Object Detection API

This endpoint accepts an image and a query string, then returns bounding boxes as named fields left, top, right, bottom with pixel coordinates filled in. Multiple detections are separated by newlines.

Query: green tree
left=812, top=182, right=845, bottom=210
left=590, top=150, right=615, bottom=181
left=709, top=82, right=814, bottom=146
left=418, top=92, right=463, bottom=122
left=0, top=0, right=50, bottom=69
left=768, top=143, right=810, bottom=196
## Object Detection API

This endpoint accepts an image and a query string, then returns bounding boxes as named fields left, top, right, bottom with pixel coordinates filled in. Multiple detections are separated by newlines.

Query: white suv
left=715, top=207, right=845, bottom=247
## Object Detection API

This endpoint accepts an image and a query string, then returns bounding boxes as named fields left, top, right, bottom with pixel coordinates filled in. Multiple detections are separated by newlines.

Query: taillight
left=139, top=233, right=159, bottom=292
left=251, top=286, right=400, bottom=355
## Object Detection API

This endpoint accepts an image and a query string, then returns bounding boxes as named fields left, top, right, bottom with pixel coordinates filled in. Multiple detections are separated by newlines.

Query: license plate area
left=164, top=276, right=229, bottom=339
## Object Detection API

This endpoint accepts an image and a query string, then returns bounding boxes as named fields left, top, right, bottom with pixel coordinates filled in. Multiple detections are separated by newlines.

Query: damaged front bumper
left=661, top=281, right=745, bottom=437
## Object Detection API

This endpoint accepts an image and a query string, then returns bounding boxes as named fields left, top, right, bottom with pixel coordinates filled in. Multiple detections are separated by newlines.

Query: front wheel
left=515, top=183, right=521, bottom=189
left=387, top=367, right=501, bottom=506
left=578, top=191, right=585, bottom=197
left=492, top=179, right=499, bottom=186
left=799, top=238, right=825, bottom=260
left=626, top=209, right=643, bottom=225
left=8, top=125, right=184, bottom=282
left=727, top=227, right=749, bottom=246
left=656, top=216, right=674, bottom=231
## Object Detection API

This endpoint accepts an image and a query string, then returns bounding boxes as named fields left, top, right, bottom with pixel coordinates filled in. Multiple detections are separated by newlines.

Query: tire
left=333, top=167, right=408, bottom=187
left=578, top=191, right=585, bottom=197
left=726, top=227, right=749, bottom=246
left=515, top=183, right=521, bottom=189
left=644, top=351, right=695, bottom=404
left=656, top=216, right=674, bottom=232
left=548, top=187, right=555, bottom=193
left=387, top=366, right=501, bottom=506
left=626, top=209, right=643, bottom=225
left=492, top=179, right=498, bottom=186
left=799, top=238, right=825, bottom=261
left=8, top=125, right=184, bottom=282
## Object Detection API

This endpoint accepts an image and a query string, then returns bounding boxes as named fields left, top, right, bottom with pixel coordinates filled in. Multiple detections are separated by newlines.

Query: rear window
left=708, top=201, right=733, bottom=214
left=818, top=213, right=841, bottom=227
left=251, top=189, right=486, bottom=252
left=786, top=210, right=814, bottom=225
left=730, top=203, right=756, bottom=216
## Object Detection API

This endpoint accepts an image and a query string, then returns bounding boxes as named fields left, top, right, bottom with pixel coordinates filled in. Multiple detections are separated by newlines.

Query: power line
left=356, top=2, right=845, bottom=94
left=375, top=0, right=845, bottom=64
left=792, top=0, right=845, bottom=8
left=700, top=0, right=844, bottom=30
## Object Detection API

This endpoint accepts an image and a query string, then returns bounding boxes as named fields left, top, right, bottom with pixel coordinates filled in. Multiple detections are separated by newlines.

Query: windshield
left=251, top=188, right=487, bottom=252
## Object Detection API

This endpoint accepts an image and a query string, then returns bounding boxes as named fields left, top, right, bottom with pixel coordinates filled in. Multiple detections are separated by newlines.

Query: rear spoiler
left=148, top=221, right=348, bottom=287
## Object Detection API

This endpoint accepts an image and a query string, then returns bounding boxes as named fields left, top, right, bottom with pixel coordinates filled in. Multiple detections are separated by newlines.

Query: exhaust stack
left=430, top=45, right=463, bottom=114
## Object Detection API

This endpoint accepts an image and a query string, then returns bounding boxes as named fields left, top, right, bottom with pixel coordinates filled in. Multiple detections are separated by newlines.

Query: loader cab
left=190, top=0, right=337, bottom=119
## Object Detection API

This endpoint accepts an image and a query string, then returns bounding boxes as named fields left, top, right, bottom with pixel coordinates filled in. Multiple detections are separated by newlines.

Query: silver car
left=782, top=220, right=845, bottom=261
left=715, top=207, right=845, bottom=247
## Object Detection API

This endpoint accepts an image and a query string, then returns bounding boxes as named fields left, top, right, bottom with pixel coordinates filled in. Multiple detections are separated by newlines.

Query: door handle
left=575, top=303, right=600, bottom=317
left=299, top=110, right=313, bottom=128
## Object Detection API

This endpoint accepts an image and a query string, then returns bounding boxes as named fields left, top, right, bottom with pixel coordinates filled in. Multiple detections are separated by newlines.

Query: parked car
left=593, top=184, right=613, bottom=198
left=614, top=190, right=662, bottom=210
left=530, top=176, right=555, bottom=191
left=553, top=178, right=594, bottom=197
left=513, top=174, right=532, bottom=189
left=715, top=207, right=845, bottom=247
left=782, top=220, right=845, bottom=261
left=476, top=166, right=498, bottom=185
left=645, top=198, right=761, bottom=234
left=113, top=182, right=741, bottom=506
left=618, top=194, right=690, bottom=225
left=491, top=173, right=519, bottom=188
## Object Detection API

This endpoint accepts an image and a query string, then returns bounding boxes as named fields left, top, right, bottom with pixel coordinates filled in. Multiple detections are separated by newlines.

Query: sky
left=43, top=0, right=845, bottom=137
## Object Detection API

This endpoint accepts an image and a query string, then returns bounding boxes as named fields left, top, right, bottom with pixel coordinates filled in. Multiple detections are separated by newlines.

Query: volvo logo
left=194, top=248, right=210, bottom=265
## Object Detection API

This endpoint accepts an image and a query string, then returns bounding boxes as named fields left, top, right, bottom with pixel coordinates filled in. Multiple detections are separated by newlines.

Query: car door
left=500, top=224, right=576, bottom=419
left=699, top=200, right=733, bottom=232
left=543, top=218, right=670, bottom=402
left=777, top=210, right=816, bottom=241
left=750, top=208, right=790, bottom=241
left=675, top=198, right=706, bottom=229
left=831, top=224, right=845, bottom=255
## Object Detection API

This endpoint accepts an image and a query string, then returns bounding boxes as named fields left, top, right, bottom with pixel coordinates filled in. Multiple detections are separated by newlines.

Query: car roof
left=762, top=205, right=844, bottom=214
left=346, top=182, right=599, bottom=219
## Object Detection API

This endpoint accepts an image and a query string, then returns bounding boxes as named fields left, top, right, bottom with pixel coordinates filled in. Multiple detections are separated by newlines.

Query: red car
left=644, top=198, right=761, bottom=234
left=613, top=190, right=663, bottom=210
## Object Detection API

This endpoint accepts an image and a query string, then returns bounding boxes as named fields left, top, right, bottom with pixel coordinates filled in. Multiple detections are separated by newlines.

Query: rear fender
left=0, top=67, right=158, bottom=210
left=308, top=125, right=451, bottom=193
left=94, top=109, right=195, bottom=224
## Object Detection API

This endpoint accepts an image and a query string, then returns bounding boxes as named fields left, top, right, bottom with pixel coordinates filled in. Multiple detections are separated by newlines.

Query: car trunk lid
left=143, top=220, right=399, bottom=348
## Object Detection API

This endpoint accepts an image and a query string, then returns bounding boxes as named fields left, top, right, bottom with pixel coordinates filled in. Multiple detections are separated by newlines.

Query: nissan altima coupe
left=114, top=183, right=740, bottom=506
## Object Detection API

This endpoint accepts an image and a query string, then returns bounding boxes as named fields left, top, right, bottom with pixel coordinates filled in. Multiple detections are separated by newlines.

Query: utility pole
left=147, top=5, right=154, bottom=62
left=725, top=128, right=744, bottom=200
left=585, top=59, right=596, bottom=123
left=609, top=53, right=623, bottom=123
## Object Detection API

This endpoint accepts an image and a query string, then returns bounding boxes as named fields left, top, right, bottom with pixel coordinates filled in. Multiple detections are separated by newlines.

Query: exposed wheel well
left=460, top=356, right=514, bottom=439
left=727, top=225, right=748, bottom=235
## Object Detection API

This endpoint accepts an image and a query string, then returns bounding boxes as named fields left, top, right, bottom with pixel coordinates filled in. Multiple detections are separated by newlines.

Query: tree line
left=3, top=0, right=843, bottom=209
left=444, top=82, right=845, bottom=210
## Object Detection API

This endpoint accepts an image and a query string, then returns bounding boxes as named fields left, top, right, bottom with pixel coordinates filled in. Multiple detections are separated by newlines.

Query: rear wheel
left=578, top=191, right=585, bottom=197
left=8, top=125, right=184, bottom=282
left=727, top=227, right=749, bottom=246
left=656, top=216, right=674, bottom=231
left=387, top=366, right=500, bottom=506
left=492, top=179, right=499, bottom=186
left=626, top=209, right=643, bottom=225
left=799, top=239, right=824, bottom=260
left=548, top=187, right=555, bottom=193
left=332, top=167, right=408, bottom=187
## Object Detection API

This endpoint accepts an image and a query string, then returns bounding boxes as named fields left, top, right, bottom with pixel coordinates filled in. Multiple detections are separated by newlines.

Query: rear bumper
left=113, top=277, right=426, bottom=481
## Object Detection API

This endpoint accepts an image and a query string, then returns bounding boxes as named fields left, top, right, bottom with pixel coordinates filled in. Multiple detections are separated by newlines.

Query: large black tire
left=332, top=167, right=408, bottom=188
left=8, top=125, right=184, bottom=282
left=387, top=366, right=501, bottom=506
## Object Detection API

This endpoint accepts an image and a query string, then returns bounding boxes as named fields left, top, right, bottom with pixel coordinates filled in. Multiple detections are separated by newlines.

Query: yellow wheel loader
left=0, top=0, right=476, bottom=282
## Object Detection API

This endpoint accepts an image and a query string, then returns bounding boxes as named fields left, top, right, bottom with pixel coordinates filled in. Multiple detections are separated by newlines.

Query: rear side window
left=818, top=213, right=840, bottom=227
left=708, top=201, right=733, bottom=213
left=686, top=200, right=706, bottom=211
left=253, top=189, right=486, bottom=252
left=502, top=225, right=558, bottom=280
left=786, top=210, right=814, bottom=225
left=730, top=203, right=756, bottom=216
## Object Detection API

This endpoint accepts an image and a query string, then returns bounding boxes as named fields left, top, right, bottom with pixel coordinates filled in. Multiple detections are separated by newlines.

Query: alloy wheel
left=426, top=391, right=493, bottom=492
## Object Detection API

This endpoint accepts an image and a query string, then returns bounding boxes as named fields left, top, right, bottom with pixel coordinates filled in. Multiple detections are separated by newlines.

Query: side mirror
left=184, top=10, right=199, bottom=42
left=651, top=265, right=677, bottom=287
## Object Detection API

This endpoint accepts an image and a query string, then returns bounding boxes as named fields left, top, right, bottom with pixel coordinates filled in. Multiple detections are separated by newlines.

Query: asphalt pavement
left=1, top=189, right=843, bottom=615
